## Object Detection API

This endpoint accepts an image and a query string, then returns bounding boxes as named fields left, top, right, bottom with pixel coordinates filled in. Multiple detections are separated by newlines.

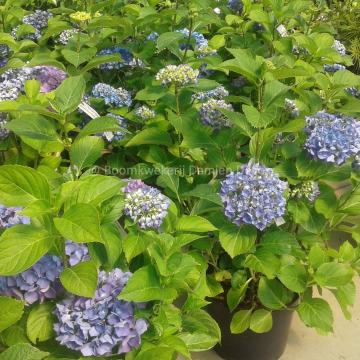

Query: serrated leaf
left=27, top=303, right=54, bottom=344
left=0, top=297, right=24, bottom=332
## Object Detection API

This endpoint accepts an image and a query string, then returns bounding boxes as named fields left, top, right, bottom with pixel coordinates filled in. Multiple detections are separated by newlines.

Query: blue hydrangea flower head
left=147, top=32, right=159, bottom=41
left=123, top=180, right=170, bottom=229
left=65, top=241, right=90, bottom=266
left=220, top=162, right=288, bottom=230
left=323, top=64, right=346, bottom=73
left=98, top=47, right=134, bottom=70
left=23, top=10, right=52, bottom=29
left=0, top=255, right=63, bottom=304
left=54, top=269, right=148, bottom=357
left=228, top=0, right=244, bottom=13
left=92, top=83, right=132, bottom=107
left=0, top=45, right=10, bottom=66
left=0, top=205, right=30, bottom=228
left=199, top=99, right=233, bottom=129
left=57, top=29, right=79, bottom=44
left=192, top=86, right=229, bottom=101
left=304, top=111, right=360, bottom=165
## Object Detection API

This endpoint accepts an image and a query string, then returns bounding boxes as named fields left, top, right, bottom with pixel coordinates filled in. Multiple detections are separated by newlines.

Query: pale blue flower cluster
left=0, top=205, right=30, bottom=228
left=192, top=86, right=229, bottom=101
left=0, top=255, right=63, bottom=304
left=228, top=0, right=244, bottom=13
left=106, top=113, right=127, bottom=141
left=332, top=40, right=346, bottom=56
left=124, top=180, right=170, bottom=229
left=323, top=64, right=346, bottom=73
left=177, top=28, right=208, bottom=49
left=284, top=98, right=299, bottom=118
left=0, top=67, right=33, bottom=100
left=147, top=32, right=158, bottom=41
left=199, top=99, right=233, bottom=129
left=23, top=10, right=53, bottom=29
left=98, top=47, right=134, bottom=70
left=57, top=29, right=79, bottom=45
left=54, top=269, right=147, bottom=357
left=155, top=64, right=199, bottom=86
left=304, top=111, right=360, bottom=165
left=92, top=83, right=132, bottom=107
left=220, top=162, right=288, bottom=230
left=135, top=106, right=155, bottom=120
left=65, top=241, right=90, bottom=266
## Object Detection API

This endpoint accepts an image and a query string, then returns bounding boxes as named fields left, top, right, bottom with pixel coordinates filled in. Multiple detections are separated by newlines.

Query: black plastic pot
left=207, top=299, right=296, bottom=360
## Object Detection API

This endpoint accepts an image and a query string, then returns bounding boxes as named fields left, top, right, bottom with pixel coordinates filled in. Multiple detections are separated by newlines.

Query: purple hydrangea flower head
left=0, top=205, right=30, bottom=228
left=31, top=66, right=67, bottom=92
left=220, top=162, right=288, bottom=230
left=0, top=255, right=63, bottom=304
left=304, top=111, right=360, bottom=165
left=54, top=269, right=148, bottom=357
left=199, top=99, right=233, bottom=129
left=192, top=86, right=229, bottom=101
left=23, top=10, right=52, bottom=29
left=124, top=180, right=170, bottom=229
left=92, top=83, right=132, bottom=107
left=65, top=241, right=90, bottom=266
left=98, top=47, right=134, bottom=70
left=0, top=114, right=10, bottom=140
left=228, top=0, right=244, bottom=13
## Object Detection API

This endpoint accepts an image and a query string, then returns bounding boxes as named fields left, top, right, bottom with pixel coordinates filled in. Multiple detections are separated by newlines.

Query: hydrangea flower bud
left=192, top=86, right=229, bottom=101
left=135, top=106, right=155, bottom=120
left=304, top=111, right=360, bottom=165
left=54, top=269, right=147, bottom=357
left=290, top=181, right=321, bottom=202
left=284, top=98, right=299, bottom=118
left=155, top=64, right=199, bottom=87
left=220, top=162, right=288, bottom=230
left=92, top=83, right=132, bottom=107
left=199, top=99, right=233, bottom=129
left=65, top=241, right=90, bottom=266
left=124, top=180, right=170, bottom=229
left=98, top=47, right=134, bottom=70
left=0, top=255, right=63, bottom=304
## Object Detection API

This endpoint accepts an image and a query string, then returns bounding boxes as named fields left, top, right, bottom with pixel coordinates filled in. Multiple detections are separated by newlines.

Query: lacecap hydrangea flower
left=155, top=64, right=199, bottom=87
left=304, top=111, right=360, bottom=165
left=135, top=106, right=155, bottom=120
left=290, top=181, right=321, bottom=202
left=98, top=47, right=133, bottom=70
left=199, top=99, right=233, bottom=129
left=65, top=241, right=90, bottom=266
left=54, top=269, right=148, bottom=357
left=0, top=255, right=63, bottom=304
left=284, top=98, right=299, bottom=118
left=192, top=86, right=229, bottom=101
left=124, top=180, right=170, bottom=229
left=92, top=83, right=132, bottom=107
left=0, top=205, right=30, bottom=228
left=57, top=29, right=80, bottom=45
left=220, top=162, right=288, bottom=231
left=0, top=114, right=10, bottom=140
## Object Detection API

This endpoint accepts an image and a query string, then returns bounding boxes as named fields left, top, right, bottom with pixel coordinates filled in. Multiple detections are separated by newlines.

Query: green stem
left=181, top=17, right=194, bottom=63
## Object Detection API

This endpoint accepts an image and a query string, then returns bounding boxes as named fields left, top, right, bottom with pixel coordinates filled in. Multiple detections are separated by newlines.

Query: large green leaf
left=250, top=309, right=273, bottom=333
left=0, top=344, right=49, bottom=360
left=260, top=230, right=300, bottom=255
left=219, top=224, right=257, bottom=258
left=257, top=277, right=293, bottom=310
left=297, top=298, right=333, bottom=334
left=125, top=128, right=172, bottom=147
left=61, top=48, right=97, bottom=67
left=123, top=231, right=150, bottom=263
left=278, top=264, right=308, bottom=293
left=26, top=303, right=54, bottom=344
left=176, top=215, right=217, bottom=233
left=79, top=116, right=124, bottom=138
left=54, top=203, right=102, bottom=243
left=0, top=165, right=50, bottom=206
left=0, top=225, right=54, bottom=276
left=314, top=262, right=353, bottom=287
left=244, top=249, right=280, bottom=279
left=230, top=309, right=252, bottom=334
left=60, top=261, right=98, bottom=298
left=119, top=265, right=177, bottom=302
left=0, top=297, right=24, bottom=332
left=70, top=136, right=104, bottom=172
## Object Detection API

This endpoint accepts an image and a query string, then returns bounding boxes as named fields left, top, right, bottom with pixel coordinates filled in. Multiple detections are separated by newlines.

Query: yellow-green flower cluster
left=70, top=11, right=101, bottom=22
left=155, top=64, right=199, bottom=87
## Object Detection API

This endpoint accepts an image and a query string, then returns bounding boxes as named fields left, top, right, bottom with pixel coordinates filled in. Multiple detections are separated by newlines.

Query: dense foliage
left=0, top=0, right=359, bottom=359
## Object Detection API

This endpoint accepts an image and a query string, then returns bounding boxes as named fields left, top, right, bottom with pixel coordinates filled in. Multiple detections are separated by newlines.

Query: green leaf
left=125, top=128, right=172, bottom=147
left=230, top=309, right=252, bottom=334
left=81, top=54, right=121, bottom=73
left=0, top=297, right=24, bottom=332
left=79, top=116, right=123, bottom=138
left=101, top=224, right=123, bottom=268
left=61, top=47, right=97, bottom=67
left=0, top=344, right=49, bottom=360
left=260, top=231, right=300, bottom=255
left=119, top=265, right=177, bottom=302
left=278, top=264, right=308, bottom=293
left=52, top=75, right=86, bottom=114
left=0, top=225, right=54, bottom=276
left=309, top=245, right=328, bottom=269
left=227, top=284, right=248, bottom=312
left=244, top=249, right=280, bottom=279
left=263, top=80, right=289, bottom=108
left=157, top=31, right=183, bottom=51
left=183, top=184, right=222, bottom=206
left=6, top=115, right=60, bottom=142
left=332, top=282, right=356, bottom=320
left=135, top=347, right=175, bottom=360
left=156, top=171, right=180, bottom=199
left=0, top=165, right=50, bottom=206
left=135, top=86, right=167, bottom=101
left=123, top=231, right=150, bottom=263
left=219, top=224, right=257, bottom=258
left=314, top=262, right=353, bottom=287
left=176, top=215, right=217, bottom=233
left=70, top=136, right=104, bottom=172
left=54, top=203, right=102, bottom=243
left=60, top=261, right=98, bottom=298
left=297, top=298, right=333, bottom=334
left=26, top=303, right=54, bottom=344
left=243, top=105, right=272, bottom=128
left=250, top=309, right=273, bottom=333
left=257, top=277, right=293, bottom=310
